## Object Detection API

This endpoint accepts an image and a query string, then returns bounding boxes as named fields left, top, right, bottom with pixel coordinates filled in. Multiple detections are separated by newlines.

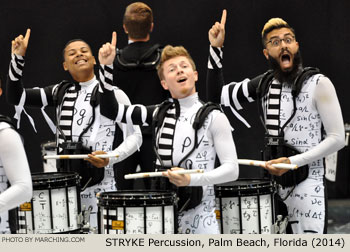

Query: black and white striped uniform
left=99, top=64, right=239, bottom=234
left=207, top=45, right=345, bottom=234
left=7, top=54, right=142, bottom=230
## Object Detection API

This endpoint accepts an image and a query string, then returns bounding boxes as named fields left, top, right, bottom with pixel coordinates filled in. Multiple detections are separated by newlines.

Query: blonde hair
left=261, top=18, right=295, bottom=47
left=123, top=2, right=153, bottom=39
left=157, top=45, right=196, bottom=80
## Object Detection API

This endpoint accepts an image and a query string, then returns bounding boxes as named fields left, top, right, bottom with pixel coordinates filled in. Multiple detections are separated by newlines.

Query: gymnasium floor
left=328, top=198, right=350, bottom=234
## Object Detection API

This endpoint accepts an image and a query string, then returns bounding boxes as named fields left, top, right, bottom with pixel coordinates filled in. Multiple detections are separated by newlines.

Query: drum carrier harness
left=115, top=44, right=162, bottom=71
left=152, top=100, right=222, bottom=212
left=252, top=67, right=320, bottom=188
left=53, top=81, right=103, bottom=190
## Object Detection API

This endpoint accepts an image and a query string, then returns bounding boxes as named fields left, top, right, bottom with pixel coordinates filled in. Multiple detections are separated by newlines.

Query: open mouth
left=280, top=52, right=292, bottom=69
left=177, top=77, right=187, bottom=83
left=75, top=59, right=87, bottom=65
left=281, top=54, right=291, bottom=63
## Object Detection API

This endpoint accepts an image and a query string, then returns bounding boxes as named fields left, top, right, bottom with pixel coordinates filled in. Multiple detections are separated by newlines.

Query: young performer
left=96, top=32, right=239, bottom=234
left=6, top=29, right=142, bottom=230
left=206, top=11, right=345, bottom=233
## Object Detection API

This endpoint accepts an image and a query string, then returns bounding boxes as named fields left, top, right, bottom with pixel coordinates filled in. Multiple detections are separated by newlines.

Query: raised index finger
left=24, top=28, right=31, bottom=42
left=111, top=31, right=117, bottom=47
left=220, top=9, right=227, bottom=26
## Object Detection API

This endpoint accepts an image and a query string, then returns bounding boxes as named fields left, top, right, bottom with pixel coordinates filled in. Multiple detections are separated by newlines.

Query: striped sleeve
left=99, top=64, right=114, bottom=91
left=99, top=64, right=154, bottom=126
left=9, top=54, right=25, bottom=81
left=7, top=54, right=55, bottom=107
left=208, top=46, right=223, bottom=69
left=206, top=46, right=224, bottom=103
left=221, top=78, right=256, bottom=110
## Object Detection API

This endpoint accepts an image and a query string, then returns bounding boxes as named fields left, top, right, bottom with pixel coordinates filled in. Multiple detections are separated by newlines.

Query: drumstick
left=43, top=154, right=119, bottom=160
left=125, top=169, right=204, bottom=180
left=238, top=159, right=297, bottom=170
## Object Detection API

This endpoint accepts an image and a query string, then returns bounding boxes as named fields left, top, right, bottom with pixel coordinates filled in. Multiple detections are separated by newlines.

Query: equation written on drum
left=218, top=195, right=273, bottom=234
left=27, top=187, right=78, bottom=233
left=106, top=206, right=174, bottom=234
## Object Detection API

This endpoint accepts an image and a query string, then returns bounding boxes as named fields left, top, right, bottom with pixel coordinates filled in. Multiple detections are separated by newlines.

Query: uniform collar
left=79, top=76, right=97, bottom=87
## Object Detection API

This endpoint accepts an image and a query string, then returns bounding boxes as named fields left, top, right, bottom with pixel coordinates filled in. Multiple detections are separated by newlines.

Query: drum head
left=215, top=179, right=275, bottom=197
left=97, top=190, right=177, bottom=207
left=31, top=172, right=80, bottom=189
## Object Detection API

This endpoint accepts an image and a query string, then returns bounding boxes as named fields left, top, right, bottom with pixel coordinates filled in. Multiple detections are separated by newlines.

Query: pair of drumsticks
left=44, top=154, right=297, bottom=179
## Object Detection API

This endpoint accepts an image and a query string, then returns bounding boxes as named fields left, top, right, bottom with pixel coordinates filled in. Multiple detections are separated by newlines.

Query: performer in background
left=206, top=10, right=345, bottom=233
left=96, top=32, right=239, bottom=234
left=0, top=80, right=32, bottom=233
left=6, top=29, right=142, bottom=230
left=113, top=2, right=168, bottom=190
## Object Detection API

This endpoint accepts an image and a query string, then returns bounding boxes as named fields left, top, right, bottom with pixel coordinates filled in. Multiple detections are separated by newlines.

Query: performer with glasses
left=206, top=11, right=345, bottom=233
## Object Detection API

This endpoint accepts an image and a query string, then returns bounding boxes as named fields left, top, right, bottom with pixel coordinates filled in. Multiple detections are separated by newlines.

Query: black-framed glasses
left=266, top=35, right=295, bottom=47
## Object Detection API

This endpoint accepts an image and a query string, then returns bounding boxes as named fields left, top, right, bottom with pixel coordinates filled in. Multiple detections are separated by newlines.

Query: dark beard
left=268, top=50, right=303, bottom=84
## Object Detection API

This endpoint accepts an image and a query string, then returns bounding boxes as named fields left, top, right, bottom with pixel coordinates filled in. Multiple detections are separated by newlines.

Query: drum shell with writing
left=16, top=172, right=81, bottom=234
left=97, top=190, right=178, bottom=234
left=215, top=179, right=276, bottom=234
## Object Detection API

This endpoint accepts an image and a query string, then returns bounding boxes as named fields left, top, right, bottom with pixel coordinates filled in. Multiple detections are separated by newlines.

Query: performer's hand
left=208, top=9, right=226, bottom=48
left=262, top=157, right=291, bottom=176
left=99, top=31, right=117, bottom=65
left=12, top=28, right=31, bottom=56
left=162, top=167, right=191, bottom=187
left=85, top=150, right=109, bottom=168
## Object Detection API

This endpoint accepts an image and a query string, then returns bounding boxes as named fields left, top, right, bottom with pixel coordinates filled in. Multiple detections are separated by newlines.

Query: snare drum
left=215, top=179, right=276, bottom=234
left=41, top=141, right=57, bottom=172
left=16, top=172, right=81, bottom=234
left=98, top=191, right=178, bottom=234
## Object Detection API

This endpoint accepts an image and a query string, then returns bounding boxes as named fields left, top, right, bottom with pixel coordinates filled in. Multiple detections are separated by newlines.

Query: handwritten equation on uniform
left=281, top=91, right=321, bottom=149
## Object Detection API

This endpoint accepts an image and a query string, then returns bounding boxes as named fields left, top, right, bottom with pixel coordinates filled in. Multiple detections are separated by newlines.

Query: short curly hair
left=157, top=45, right=196, bottom=80
left=123, top=2, right=153, bottom=39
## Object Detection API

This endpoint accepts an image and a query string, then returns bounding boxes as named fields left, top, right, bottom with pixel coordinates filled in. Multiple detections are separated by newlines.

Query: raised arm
left=206, top=10, right=256, bottom=128
left=206, top=10, right=226, bottom=103
left=7, top=29, right=56, bottom=107
left=98, top=32, right=155, bottom=126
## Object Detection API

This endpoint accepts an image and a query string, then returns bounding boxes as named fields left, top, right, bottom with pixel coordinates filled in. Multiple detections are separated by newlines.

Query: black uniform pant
left=113, top=135, right=155, bottom=190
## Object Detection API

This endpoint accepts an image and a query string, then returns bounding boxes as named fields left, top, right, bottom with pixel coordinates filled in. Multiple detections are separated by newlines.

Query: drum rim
left=215, top=178, right=276, bottom=196
left=97, top=190, right=177, bottom=207
left=31, top=172, right=80, bottom=189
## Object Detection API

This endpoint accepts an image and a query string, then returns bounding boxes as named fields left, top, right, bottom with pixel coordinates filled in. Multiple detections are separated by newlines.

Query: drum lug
left=272, top=215, right=289, bottom=234
left=78, top=205, right=96, bottom=234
